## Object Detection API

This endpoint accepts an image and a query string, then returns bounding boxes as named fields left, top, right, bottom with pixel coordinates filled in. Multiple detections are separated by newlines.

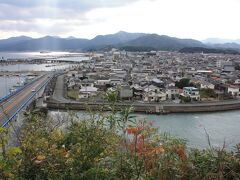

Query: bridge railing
left=2, top=74, right=54, bottom=128
left=0, top=75, right=44, bottom=104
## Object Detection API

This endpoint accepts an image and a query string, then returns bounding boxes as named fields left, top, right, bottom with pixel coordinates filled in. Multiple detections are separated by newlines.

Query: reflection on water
left=0, top=51, right=89, bottom=61
left=0, top=76, right=26, bottom=98
left=0, top=51, right=88, bottom=71
left=49, top=110, right=240, bottom=150
left=0, top=63, right=70, bottom=72
left=136, top=112, right=240, bottom=149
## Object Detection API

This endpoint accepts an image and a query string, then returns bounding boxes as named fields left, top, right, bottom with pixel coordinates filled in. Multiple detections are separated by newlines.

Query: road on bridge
left=0, top=74, right=51, bottom=127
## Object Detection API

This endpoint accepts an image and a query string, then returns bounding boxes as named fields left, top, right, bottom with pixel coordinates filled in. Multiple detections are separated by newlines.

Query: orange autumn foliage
left=126, top=127, right=138, bottom=135
left=174, top=146, right=187, bottom=161
left=126, top=126, right=143, bottom=135
left=125, top=125, right=164, bottom=157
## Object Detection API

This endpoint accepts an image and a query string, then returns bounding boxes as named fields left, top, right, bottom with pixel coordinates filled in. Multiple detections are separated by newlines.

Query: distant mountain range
left=202, top=38, right=240, bottom=44
left=0, top=31, right=239, bottom=53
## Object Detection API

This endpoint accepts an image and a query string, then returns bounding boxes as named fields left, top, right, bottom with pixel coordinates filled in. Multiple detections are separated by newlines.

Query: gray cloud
left=0, top=4, right=86, bottom=20
left=0, top=0, right=142, bottom=21
left=0, top=0, right=140, bottom=12
left=0, top=0, right=142, bottom=36
left=0, top=19, right=92, bottom=34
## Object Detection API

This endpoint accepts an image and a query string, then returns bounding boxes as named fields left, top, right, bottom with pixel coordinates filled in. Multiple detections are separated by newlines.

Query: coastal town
left=1, top=0, right=240, bottom=178
left=64, top=49, right=240, bottom=104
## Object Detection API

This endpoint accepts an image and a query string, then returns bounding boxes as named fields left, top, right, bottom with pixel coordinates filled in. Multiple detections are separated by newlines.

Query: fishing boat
left=40, top=51, right=51, bottom=54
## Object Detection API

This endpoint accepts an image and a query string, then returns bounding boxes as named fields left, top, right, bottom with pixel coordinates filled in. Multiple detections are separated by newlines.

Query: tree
left=175, top=78, right=191, bottom=89
left=200, top=88, right=217, bottom=98
left=0, top=98, right=240, bottom=179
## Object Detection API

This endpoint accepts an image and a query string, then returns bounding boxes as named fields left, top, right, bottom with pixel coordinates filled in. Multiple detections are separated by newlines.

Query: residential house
left=227, top=85, right=240, bottom=97
left=80, top=79, right=95, bottom=88
left=200, top=81, right=215, bottom=89
left=79, top=86, right=98, bottom=99
left=166, top=86, right=181, bottom=100
left=110, top=78, right=123, bottom=86
left=182, top=87, right=200, bottom=101
left=143, top=85, right=167, bottom=102
left=119, top=85, right=133, bottom=100
left=131, top=84, right=143, bottom=100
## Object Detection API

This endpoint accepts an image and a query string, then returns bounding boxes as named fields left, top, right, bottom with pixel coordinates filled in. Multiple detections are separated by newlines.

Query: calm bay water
left=137, top=111, right=240, bottom=149
left=0, top=51, right=89, bottom=72
left=49, top=110, right=240, bottom=150
left=0, top=63, right=70, bottom=72
left=0, top=51, right=89, bottom=61
left=0, top=76, right=26, bottom=98
left=0, top=52, right=88, bottom=97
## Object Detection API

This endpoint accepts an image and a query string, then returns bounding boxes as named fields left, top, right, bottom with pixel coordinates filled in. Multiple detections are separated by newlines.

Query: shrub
left=0, top=105, right=240, bottom=179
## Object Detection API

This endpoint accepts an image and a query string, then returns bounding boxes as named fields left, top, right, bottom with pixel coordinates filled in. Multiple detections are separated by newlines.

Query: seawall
left=46, top=99, right=240, bottom=114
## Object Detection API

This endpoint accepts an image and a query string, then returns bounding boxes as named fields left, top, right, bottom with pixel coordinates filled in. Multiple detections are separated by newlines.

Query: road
left=0, top=74, right=52, bottom=127
left=52, top=74, right=69, bottom=102
left=49, top=74, right=240, bottom=113
left=52, top=74, right=240, bottom=106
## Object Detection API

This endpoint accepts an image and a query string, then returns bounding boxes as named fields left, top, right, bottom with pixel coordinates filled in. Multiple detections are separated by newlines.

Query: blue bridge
left=0, top=73, right=54, bottom=127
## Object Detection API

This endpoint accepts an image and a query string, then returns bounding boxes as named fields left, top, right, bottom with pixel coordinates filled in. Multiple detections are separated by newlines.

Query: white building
left=182, top=87, right=200, bottom=100
left=234, top=79, right=240, bottom=85
left=79, top=87, right=98, bottom=99
left=200, top=81, right=215, bottom=89
left=95, top=80, right=111, bottom=86
left=143, top=85, right=167, bottom=102
left=110, top=79, right=123, bottom=86
left=166, top=87, right=181, bottom=99
left=216, top=60, right=223, bottom=68
left=227, top=86, right=240, bottom=97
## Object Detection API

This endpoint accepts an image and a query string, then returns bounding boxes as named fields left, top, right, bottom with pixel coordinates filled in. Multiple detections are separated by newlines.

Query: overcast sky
left=0, top=0, right=239, bottom=40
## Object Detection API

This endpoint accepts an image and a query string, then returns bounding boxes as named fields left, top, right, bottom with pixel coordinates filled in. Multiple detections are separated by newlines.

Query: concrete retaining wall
left=163, top=103, right=240, bottom=113
left=47, top=100, right=240, bottom=114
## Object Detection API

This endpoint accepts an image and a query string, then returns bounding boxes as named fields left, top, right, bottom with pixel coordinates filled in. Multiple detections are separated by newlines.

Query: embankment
left=46, top=99, right=240, bottom=114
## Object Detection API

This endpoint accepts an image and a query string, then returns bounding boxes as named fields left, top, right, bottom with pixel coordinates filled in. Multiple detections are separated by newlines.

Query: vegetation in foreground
left=0, top=90, right=240, bottom=179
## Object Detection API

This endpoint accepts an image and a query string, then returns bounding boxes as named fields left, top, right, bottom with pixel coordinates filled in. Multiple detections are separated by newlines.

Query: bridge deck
left=0, top=74, right=52, bottom=127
